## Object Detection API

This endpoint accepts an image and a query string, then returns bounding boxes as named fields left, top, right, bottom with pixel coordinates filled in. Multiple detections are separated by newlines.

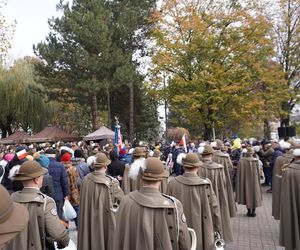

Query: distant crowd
left=0, top=135, right=299, bottom=250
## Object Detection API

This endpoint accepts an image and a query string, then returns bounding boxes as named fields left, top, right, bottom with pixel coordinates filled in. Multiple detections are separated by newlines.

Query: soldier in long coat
left=167, top=153, right=222, bottom=250
left=272, top=142, right=293, bottom=220
left=5, top=161, right=70, bottom=250
left=121, top=147, right=146, bottom=194
left=236, top=147, right=262, bottom=217
left=0, top=184, right=29, bottom=248
left=198, top=145, right=233, bottom=243
left=212, top=139, right=236, bottom=217
left=78, top=152, right=124, bottom=250
left=114, top=157, right=191, bottom=250
left=279, top=148, right=300, bottom=250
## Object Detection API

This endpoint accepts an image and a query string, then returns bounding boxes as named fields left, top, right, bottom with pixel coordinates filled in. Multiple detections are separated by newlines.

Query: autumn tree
left=267, top=0, right=300, bottom=126
left=149, top=0, right=289, bottom=140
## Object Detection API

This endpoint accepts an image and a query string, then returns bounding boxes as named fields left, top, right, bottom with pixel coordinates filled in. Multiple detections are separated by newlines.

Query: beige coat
left=167, top=173, right=222, bottom=250
left=4, top=188, right=69, bottom=250
left=198, top=159, right=233, bottom=243
left=236, top=157, right=262, bottom=209
left=272, top=153, right=293, bottom=220
left=213, top=150, right=236, bottom=217
left=122, top=160, right=167, bottom=194
left=77, top=171, right=124, bottom=250
left=113, top=187, right=191, bottom=250
left=279, top=162, right=300, bottom=250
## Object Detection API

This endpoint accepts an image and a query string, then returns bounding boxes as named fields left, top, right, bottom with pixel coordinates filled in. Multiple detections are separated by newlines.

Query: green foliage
left=0, top=57, right=53, bottom=137
left=34, top=0, right=159, bottom=139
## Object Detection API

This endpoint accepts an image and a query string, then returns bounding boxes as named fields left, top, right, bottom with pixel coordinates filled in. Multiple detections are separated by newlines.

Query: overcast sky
left=4, top=0, right=61, bottom=64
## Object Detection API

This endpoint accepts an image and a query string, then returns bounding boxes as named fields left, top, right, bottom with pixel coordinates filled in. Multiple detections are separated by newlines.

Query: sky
left=3, top=0, right=61, bottom=65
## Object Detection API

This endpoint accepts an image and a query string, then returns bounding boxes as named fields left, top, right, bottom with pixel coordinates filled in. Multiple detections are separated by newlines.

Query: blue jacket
left=270, top=147, right=284, bottom=168
left=48, top=157, right=69, bottom=201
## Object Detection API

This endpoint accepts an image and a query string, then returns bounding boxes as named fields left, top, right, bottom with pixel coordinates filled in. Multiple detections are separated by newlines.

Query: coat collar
left=129, top=187, right=175, bottom=208
left=176, top=174, right=211, bottom=186
left=201, top=159, right=223, bottom=169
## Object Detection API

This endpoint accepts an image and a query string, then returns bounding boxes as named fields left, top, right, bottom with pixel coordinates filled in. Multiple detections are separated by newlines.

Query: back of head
left=94, top=152, right=111, bottom=169
left=142, top=157, right=169, bottom=181
left=109, top=149, right=119, bottom=161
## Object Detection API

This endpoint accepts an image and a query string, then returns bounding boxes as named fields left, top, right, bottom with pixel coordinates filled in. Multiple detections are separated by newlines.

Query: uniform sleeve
left=45, top=198, right=70, bottom=247
left=166, top=178, right=174, bottom=196
left=176, top=201, right=192, bottom=250
left=112, top=179, right=124, bottom=203
left=210, top=186, right=222, bottom=235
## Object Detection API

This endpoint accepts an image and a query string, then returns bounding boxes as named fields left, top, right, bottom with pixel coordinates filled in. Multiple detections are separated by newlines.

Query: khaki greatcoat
left=213, top=150, right=236, bottom=217
left=236, top=157, right=262, bottom=209
left=198, top=159, right=233, bottom=243
left=167, top=173, right=222, bottom=250
left=279, top=161, right=300, bottom=250
left=113, top=187, right=191, bottom=250
left=272, top=153, right=293, bottom=220
left=122, top=160, right=167, bottom=194
left=77, top=171, right=124, bottom=250
left=4, top=187, right=69, bottom=250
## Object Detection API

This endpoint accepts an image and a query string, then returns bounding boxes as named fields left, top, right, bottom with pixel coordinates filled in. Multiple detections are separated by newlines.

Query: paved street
left=227, top=186, right=284, bottom=250
left=68, top=186, right=285, bottom=249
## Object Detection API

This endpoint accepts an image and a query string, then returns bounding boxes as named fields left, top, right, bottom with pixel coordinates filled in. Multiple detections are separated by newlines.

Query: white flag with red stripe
left=179, top=134, right=187, bottom=153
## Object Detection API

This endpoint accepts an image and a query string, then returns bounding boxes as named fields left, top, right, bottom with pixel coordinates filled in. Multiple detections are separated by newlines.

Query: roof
left=0, top=131, right=31, bottom=144
left=25, top=126, right=79, bottom=143
left=83, top=126, right=115, bottom=141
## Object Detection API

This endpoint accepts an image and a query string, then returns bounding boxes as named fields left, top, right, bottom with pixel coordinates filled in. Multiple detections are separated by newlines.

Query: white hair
left=128, top=158, right=146, bottom=180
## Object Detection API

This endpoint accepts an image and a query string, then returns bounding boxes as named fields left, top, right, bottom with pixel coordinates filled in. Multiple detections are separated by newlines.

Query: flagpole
left=115, top=116, right=120, bottom=153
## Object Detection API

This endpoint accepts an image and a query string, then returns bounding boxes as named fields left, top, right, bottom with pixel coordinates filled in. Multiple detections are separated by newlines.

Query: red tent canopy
left=25, top=126, right=80, bottom=143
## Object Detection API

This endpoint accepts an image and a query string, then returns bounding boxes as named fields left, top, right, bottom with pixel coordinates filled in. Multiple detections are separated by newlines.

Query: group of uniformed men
left=0, top=137, right=299, bottom=250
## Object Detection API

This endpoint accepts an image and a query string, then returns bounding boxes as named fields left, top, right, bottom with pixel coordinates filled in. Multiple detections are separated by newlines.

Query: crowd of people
left=0, top=135, right=299, bottom=250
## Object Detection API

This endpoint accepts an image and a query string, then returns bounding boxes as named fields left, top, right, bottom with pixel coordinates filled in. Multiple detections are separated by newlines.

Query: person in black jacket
left=34, top=152, right=55, bottom=199
left=1, top=146, right=28, bottom=192
left=107, top=149, right=125, bottom=186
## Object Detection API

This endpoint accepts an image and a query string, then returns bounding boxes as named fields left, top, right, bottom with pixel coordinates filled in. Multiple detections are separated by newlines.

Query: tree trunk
left=0, top=125, right=7, bottom=139
left=107, top=88, right=111, bottom=128
left=91, top=93, right=99, bottom=131
left=129, top=83, right=134, bottom=143
left=263, top=119, right=271, bottom=140
left=203, top=123, right=213, bottom=141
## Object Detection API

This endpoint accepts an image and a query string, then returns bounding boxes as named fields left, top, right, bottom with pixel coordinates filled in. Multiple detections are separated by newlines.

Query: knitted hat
left=61, top=153, right=71, bottom=162
left=133, top=147, right=146, bottom=157
left=34, top=153, right=50, bottom=168
left=142, top=157, right=169, bottom=181
left=182, top=153, right=201, bottom=168
left=12, top=161, right=48, bottom=181
left=202, top=145, right=214, bottom=155
left=0, top=185, right=29, bottom=246
left=94, top=153, right=111, bottom=168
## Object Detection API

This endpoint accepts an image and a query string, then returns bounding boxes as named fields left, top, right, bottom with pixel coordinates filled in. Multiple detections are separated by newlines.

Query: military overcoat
left=198, top=159, right=233, bottom=243
left=77, top=171, right=124, bottom=250
left=113, top=187, right=191, bottom=250
left=167, top=173, right=222, bottom=250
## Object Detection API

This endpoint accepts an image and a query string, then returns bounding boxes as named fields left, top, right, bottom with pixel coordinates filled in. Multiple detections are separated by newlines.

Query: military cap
left=133, top=147, right=146, bottom=157
left=201, top=145, right=214, bottom=155
left=94, top=152, right=111, bottom=168
left=12, top=161, right=48, bottom=181
left=182, top=153, right=201, bottom=168
left=0, top=184, right=29, bottom=246
left=142, top=157, right=169, bottom=181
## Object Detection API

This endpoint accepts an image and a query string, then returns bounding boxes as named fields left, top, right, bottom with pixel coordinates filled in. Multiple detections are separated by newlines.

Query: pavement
left=67, top=186, right=285, bottom=250
left=227, top=186, right=284, bottom=250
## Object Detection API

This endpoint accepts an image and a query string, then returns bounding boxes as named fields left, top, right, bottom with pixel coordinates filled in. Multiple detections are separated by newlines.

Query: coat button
left=204, top=216, right=207, bottom=219
left=206, top=186, right=209, bottom=189
left=169, top=226, right=173, bottom=229
left=207, top=195, right=210, bottom=197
